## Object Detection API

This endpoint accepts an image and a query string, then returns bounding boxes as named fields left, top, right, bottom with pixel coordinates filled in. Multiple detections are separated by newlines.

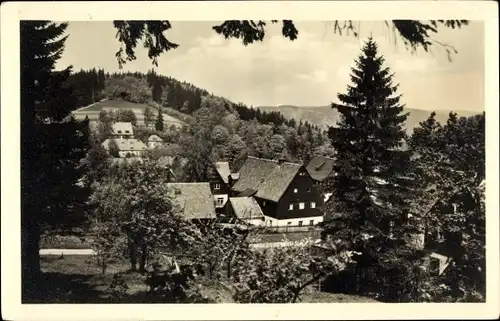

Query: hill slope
left=257, top=105, right=481, bottom=133
left=71, top=99, right=189, bottom=127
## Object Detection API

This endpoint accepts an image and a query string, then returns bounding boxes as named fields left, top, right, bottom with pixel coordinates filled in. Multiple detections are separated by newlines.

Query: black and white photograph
left=1, top=1, right=499, bottom=320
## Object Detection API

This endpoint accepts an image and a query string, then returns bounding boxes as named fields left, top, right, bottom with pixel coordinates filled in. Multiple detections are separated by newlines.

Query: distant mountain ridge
left=256, top=105, right=481, bottom=133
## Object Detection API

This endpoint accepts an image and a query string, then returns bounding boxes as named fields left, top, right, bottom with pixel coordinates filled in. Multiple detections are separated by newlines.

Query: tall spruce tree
left=322, top=38, right=418, bottom=301
left=155, top=107, right=165, bottom=131
left=20, top=21, right=90, bottom=301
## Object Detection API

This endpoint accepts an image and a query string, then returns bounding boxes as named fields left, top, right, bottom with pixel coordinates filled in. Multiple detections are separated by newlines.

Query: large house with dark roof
left=231, top=156, right=324, bottom=228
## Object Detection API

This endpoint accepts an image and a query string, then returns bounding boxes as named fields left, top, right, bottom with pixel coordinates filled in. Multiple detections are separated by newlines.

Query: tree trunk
left=128, top=239, right=137, bottom=271
left=21, top=221, right=41, bottom=302
left=139, top=246, right=148, bottom=273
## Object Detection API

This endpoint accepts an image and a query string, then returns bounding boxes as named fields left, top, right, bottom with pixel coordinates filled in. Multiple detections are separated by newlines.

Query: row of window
left=268, top=219, right=315, bottom=226
left=288, top=202, right=316, bottom=210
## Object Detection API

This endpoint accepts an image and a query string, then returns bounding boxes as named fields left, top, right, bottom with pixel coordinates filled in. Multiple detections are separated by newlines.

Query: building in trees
left=166, top=183, right=217, bottom=223
left=231, top=156, right=324, bottom=231
left=102, top=138, right=147, bottom=158
left=147, top=134, right=164, bottom=149
left=111, top=122, right=134, bottom=139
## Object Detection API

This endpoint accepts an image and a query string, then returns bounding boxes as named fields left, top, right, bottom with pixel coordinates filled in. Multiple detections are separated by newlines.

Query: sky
left=56, top=21, right=484, bottom=112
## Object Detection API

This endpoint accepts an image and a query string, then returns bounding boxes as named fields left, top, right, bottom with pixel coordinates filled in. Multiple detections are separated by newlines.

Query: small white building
left=148, top=134, right=164, bottom=149
left=111, top=122, right=134, bottom=139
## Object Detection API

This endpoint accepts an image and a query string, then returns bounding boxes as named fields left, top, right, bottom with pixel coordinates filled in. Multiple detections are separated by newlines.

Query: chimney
left=228, top=174, right=233, bottom=187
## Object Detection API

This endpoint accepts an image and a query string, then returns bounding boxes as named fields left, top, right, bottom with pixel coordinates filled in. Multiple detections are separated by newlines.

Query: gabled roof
left=166, top=183, right=216, bottom=220
left=232, top=157, right=279, bottom=193
left=148, top=134, right=163, bottom=142
left=232, top=156, right=303, bottom=202
left=215, top=162, right=231, bottom=184
left=306, top=155, right=335, bottom=182
left=229, top=197, right=264, bottom=220
left=255, top=162, right=302, bottom=202
left=111, top=122, right=134, bottom=135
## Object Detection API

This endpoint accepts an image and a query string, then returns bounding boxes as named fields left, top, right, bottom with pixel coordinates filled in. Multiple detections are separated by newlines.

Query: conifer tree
left=20, top=21, right=91, bottom=301
left=322, top=38, right=417, bottom=301
left=155, top=107, right=165, bottom=131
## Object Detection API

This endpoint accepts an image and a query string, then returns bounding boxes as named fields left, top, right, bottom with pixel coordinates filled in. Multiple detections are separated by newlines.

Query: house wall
left=213, top=194, right=229, bottom=211
left=263, top=215, right=324, bottom=230
left=246, top=217, right=266, bottom=227
left=112, top=133, right=134, bottom=139
left=276, top=167, right=324, bottom=220
left=118, top=150, right=144, bottom=158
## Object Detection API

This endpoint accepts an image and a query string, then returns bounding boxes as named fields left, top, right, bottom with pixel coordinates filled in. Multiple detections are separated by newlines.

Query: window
left=429, top=259, right=440, bottom=275
left=288, top=204, right=294, bottom=210
left=299, top=202, right=305, bottom=210
left=310, top=202, right=316, bottom=208
left=216, top=198, right=224, bottom=206
left=269, top=220, right=273, bottom=226
left=306, top=188, right=311, bottom=192
left=125, top=130, right=130, bottom=133
left=437, top=229, right=445, bottom=242
left=287, top=222, right=292, bottom=226
left=299, top=172, right=306, bottom=176
left=309, top=220, right=314, bottom=226
left=130, top=147, right=134, bottom=150
left=214, top=183, right=221, bottom=190
left=117, top=130, right=122, bottom=134
left=298, top=221, right=303, bottom=226
left=293, top=188, right=298, bottom=193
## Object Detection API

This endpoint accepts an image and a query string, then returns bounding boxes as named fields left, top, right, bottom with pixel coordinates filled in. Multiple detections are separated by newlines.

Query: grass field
left=31, top=255, right=377, bottom=303
left=72, top=99, right=187, bottom=125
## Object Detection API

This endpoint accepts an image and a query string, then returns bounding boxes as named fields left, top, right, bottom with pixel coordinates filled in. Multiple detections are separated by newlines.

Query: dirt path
left=40, top=249, right=96, bottom=255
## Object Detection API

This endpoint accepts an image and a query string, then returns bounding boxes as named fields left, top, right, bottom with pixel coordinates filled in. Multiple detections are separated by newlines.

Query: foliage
left=409, top=112, right=485, bottom=301
left=112, top=20, right=469, bottom=69
left=104, top=74, right=152, bottom=103
left=65, top=68, right=107, bottom=109
left=101, top=158, right=202, bottom=271
left=155, top=107, right=165, bottom=131
left=79, top=132, right=111, bottom=189
left=114, top=109, right=138, bottom=126
left=322, top=38, right=417, bottom=301
left=20, top=20, right=71, bottom=123
left=108, top=139, right=120, bottom=157
left=231, top=239, right=357, bottom=303
left=143, top=105, right=155, bottom=127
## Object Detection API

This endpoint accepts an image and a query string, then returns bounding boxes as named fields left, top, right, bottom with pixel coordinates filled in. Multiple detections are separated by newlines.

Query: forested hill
left=257, top=105, right=481, bottom=134
left=66, top=69, right=303, bottom=130
left=65, top=69, right=332, bottom=169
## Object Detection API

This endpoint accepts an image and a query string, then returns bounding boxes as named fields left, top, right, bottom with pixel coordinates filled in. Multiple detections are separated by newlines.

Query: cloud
left=57, top=21, right=485, bottom=111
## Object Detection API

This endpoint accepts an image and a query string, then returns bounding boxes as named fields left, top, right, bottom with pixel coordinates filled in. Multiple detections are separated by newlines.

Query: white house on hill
left=102, top=138, right=147, bottom=158
left=111, top=122, right=134, bottom=139
left=148, top=134, right=164, bottom=149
